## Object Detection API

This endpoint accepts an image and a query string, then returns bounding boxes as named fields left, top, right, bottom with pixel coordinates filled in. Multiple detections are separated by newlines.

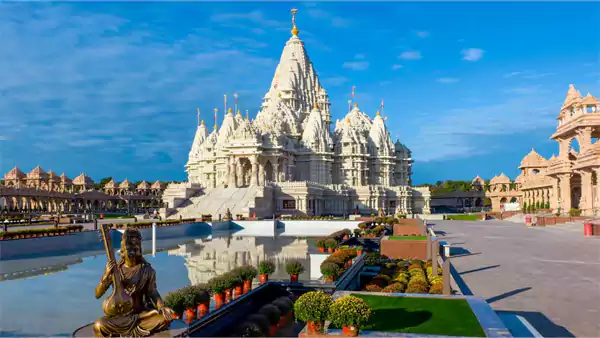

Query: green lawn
left=389, top=236, right=427, bottom=240
left=349, top=294, right=485, bottom=337
left=446, top=214, right=479, bottom=221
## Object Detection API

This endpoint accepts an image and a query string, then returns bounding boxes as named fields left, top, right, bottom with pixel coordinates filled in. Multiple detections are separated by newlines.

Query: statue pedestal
left=73, top=320, right=189, bottom=337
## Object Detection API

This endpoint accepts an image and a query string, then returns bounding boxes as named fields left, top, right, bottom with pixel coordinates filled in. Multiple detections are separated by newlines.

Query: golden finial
left=376, top=110, right=381, bottom=116
left=228, top=108, right=232, bottom=114
left=290, top=8, right=299, bottom=36
left=346, top=117, right=351, bottom=124
left=354, top=103, right=359, bottom=108
left=201, top=120, right=205, bottom=125
left=314, top=103, right=319, bottom=109
left=213, top=124, right=217, bottom=130
left=278, top=92, right=281, bottom=97
left=236, top=109, right=241, bottom=116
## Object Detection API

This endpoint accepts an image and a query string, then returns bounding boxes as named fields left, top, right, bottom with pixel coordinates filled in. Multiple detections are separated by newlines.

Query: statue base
left=72, top=320, right=189, bottom=338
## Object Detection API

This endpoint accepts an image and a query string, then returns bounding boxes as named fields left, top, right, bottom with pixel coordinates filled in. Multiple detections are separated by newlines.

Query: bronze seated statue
left=93, top=228, right=175, bottom=337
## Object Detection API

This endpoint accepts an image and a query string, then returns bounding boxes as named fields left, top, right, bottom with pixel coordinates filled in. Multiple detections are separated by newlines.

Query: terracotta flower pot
left=214, top=292, right=225, bottom=305
left=343, top=235, right=349, bottom=240
left=306, top=321, right=325, bottom=335
left=233, top=285, right=243, bottom=298
left=224, top=288, right=232, bottom=302
left=356, top=250, right=363, bottom=256
left=243, top=280, right=252, bottom=294
left=277, top=315, right=288, bottom=328
left=325, top=275, right=335, bottom=283
left=269, top=325, right=278, bottom=336
left=318, top=247, right=325, bottom=253
left=290, top=274, right=299, bottom=283
left=259, top=274, right=268, bottom=284
left=184, top=308, right=195, bottom=324
left=172, top=312, right=181, bottom=320
left=342, top=325, right=359, bottom=337
left=327, top=248, right=333, bottom=253
left=197, top=302, right=209, bottom=318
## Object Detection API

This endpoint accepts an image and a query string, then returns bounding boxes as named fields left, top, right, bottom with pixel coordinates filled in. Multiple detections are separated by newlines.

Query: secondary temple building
left=1, top=166, right=165, bottom=213
left=162, top=10, right=430, bottom=218
left=432, top=85, right=600, bottom=216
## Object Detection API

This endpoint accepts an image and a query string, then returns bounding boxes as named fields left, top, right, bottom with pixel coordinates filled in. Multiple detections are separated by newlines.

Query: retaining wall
left=380, top=238, right=428, bottom=260
left=277, top=220, right=361, bottom=236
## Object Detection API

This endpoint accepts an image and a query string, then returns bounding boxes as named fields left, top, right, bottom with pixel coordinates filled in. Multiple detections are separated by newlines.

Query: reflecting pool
left=0, top=229, right=321, bottom=337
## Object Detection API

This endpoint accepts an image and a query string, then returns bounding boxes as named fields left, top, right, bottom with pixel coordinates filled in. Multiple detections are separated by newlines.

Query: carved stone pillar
left=595, top=168, right=600, bottom=215
left=229, top=162, right=237, bottom=188
left=558, top=139, right=570, bottom=158
left=550, top=179, right=559, bottom=212
left=577, top=127, right=593, bottom=152
left=236, top=164, right=243, bottom=187
left=258, top=164, right=265, bottom=186
left=251, top=157, right=258, bottom=186
left=579, top=170, right=593, bottom=216
left=558, top=174, right=572, bottom=214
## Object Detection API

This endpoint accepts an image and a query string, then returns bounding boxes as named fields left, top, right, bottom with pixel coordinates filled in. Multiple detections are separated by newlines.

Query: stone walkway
left=432, top=219, right=600, bottom=337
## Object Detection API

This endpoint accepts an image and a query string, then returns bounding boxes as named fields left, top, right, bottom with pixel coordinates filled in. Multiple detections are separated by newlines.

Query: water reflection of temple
left=168, top=236, right=311, bottom=284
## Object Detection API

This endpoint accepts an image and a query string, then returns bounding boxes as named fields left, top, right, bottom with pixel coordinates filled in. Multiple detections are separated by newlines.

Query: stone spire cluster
left=185, top=9, right=412, bottom=190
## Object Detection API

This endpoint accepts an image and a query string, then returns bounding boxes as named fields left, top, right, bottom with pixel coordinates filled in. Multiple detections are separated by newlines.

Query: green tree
left=94, top=177, right=113, bottom=190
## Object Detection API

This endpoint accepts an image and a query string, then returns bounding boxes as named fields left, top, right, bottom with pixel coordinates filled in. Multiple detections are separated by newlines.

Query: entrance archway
left=571, top=173, right=581, bottom=209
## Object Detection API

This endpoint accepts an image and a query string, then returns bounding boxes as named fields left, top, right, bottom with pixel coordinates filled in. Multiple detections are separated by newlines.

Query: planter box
left=380, top=238, right=427, bottom=260
left=393, top=224, right=424, bottom=236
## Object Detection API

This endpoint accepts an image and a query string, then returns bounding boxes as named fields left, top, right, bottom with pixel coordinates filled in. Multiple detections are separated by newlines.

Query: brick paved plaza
left=433, top=219, right=600, bottom=337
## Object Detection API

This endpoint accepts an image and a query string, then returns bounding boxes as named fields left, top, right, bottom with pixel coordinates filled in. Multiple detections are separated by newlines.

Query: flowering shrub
left=258, top=261, right=275, bottom=275
left=381, top=282, right=405, bottom=293
left=429, top=283, right=443, bottom=294
left=293, top=291, right=333, bottom=323
left=364, top=284, right=382, bottom=292
left=320, top=262, right=343, bottom=278
left=328, top=296, right=372, bottom=327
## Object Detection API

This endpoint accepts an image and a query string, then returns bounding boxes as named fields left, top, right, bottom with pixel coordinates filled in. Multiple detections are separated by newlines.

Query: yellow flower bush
left=328, top=295, right=372, bottom=327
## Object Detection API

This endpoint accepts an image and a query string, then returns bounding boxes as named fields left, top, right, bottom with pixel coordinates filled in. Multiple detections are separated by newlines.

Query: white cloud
left=408, top=97, right=560, bottom=162
left=343, top=61, right=369, bottom=71
left=354, top=53, right=365, bottom=60
left=322, top=76, right=349, bottom=86
left=415, top=31, right=429, bottom=38
left=503, top=71, right=522, bottom=78
left=437, top=77, right=460, bottom=84
left=0, top=4, right=277, bottom=174
left=305, top=8, right=351, bottom=28
left=391, top=64, right=404, bottom=70
left=461, top=48, right=484, bottom=61
left=399, top=51, right=422, bottom=60
left=503, top=70, right=555, bottom=79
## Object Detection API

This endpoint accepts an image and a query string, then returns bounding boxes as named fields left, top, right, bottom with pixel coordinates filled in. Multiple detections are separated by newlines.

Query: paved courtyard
left=432, top=219, right=600, bottom=337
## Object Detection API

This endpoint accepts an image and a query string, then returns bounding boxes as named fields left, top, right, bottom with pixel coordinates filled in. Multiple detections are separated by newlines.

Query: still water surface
left=0, top=230, right=318, bottom=337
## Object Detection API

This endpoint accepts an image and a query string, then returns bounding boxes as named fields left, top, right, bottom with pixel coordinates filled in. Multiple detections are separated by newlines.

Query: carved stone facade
left=1, top=166, right=165, bottom=213
left=483, top=85, right=600, bottom=216
left=170, top=10, right=430, bottom=218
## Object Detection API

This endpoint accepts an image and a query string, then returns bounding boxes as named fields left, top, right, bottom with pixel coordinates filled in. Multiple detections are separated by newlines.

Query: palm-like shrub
left=328, top=296, right=372, bottom=328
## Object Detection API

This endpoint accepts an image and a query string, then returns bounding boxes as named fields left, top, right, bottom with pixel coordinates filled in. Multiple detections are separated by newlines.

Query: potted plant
left=328, top=295, right=372, bottom=337
left=181, top=285, right=198, bottom=323
left=293, top=291, right=332, bottom=335
left=238, top=265, right=258, bottom=294
left=163, top=290, right=185, bottom=320
left=273, top=296, right=294, bottom=323
left=238, top=321, right=265, bottom=337
left=285, top=261, right=304, bottom=283
left=207, top=275, right=228, bottom=306
left=228, top=270, right=244, bottom=299
left=354, top=246, right=363, bottom=256
left=342, top=228, right=351, bottom=240
left=192, top=284, right=211, bottom=318
left=315, top=239, right=326, bottom=253
left=353, top=228, right=361, bottom=238
left=258, top=304, right=282, bottom=336
left=258, top=261, right=275, bottom=284
left=324, top=238, right=337, bottom=253
left=246, top=314, right=271, bottom=337
left=320, top=262, right=342, bottom=283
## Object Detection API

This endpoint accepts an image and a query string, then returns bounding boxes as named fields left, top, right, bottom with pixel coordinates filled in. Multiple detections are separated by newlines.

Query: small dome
left=490, top=173, right=511, bottom=185
left=519, top=148, right=548, bottom=169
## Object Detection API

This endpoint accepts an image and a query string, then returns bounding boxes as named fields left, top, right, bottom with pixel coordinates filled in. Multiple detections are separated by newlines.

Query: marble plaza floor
left=432, top=219, right=600, bottom=337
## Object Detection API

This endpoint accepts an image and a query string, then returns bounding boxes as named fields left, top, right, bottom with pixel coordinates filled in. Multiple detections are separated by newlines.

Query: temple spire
left=213, top=108, right=218, bottom=131
left=290, top=8, right=299, bottom=36
left=197, top=108, right=201, bottom=126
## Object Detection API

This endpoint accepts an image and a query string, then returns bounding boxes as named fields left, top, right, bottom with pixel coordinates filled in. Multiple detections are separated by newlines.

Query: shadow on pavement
left=486, top=287, right=532, bottom=304
left=459, top=264, right=500, bottom=275
left=495, top=310, right=575, bottom=337
left=449, top=262, right=473, bottom=296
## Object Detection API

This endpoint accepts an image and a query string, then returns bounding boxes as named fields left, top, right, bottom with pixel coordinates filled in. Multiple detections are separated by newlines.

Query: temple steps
left=168, top=186, right=262, bottom=219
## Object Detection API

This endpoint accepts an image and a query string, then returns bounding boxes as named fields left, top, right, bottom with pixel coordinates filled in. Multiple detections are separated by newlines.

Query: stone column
left=251, top=157, right=258, bottom=186
left=595, top=168, right=600, bottom=216
left=558, top=174, right=572, bottom=214
left=236, top=164, right=243, bottom=187
left=229, top=162, right=237, bottom=188
left=258, top=164, right=265, bottom=186
left=580, top=170, right=593, bottom=216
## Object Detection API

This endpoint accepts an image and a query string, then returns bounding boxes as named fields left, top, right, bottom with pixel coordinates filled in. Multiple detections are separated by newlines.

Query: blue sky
left=1, top=2, right=599, bottom=185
